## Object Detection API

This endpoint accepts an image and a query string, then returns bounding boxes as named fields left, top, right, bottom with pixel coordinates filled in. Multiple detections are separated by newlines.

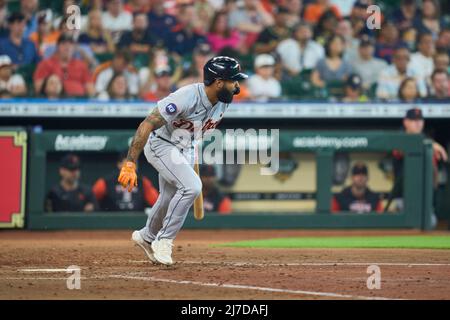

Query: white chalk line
left=110, top=274, right=398, bottom=300
left=129, top=260, right=450, bottom=267
left=18, top=269, right=73, bottom=272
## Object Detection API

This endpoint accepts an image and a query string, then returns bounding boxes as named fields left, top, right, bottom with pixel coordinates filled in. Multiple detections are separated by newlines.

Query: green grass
left=218, top=235, right=450, bottom=249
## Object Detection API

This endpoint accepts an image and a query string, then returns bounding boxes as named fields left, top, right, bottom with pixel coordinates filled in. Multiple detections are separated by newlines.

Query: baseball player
left=118, top=56, right=248, bottom=265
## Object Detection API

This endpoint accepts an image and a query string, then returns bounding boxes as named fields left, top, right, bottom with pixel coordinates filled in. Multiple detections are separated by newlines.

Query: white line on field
left=18, top=268, right=77, bottom=272
left=128, top=260, right=450, bottom=267
left=110, top=274, right=397, bottom=300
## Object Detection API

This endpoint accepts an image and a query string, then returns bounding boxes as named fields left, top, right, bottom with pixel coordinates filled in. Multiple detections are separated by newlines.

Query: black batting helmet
left=203, top=56, right=248, bottom=86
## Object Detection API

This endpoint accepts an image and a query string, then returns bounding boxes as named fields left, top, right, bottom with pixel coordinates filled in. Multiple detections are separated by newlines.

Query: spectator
left=335, top=18, right=359, bottom=61
left=433, top=50, right=449, bottom=73
left=426, top=69, right=449, bottom=102
left=314, top=9, right=339, bottom=45
left=311, top=35, right=353, bottom=88
left=92, top=152, right=158, bottom=211
left=247, top=54, right=281, bottom=102
left=95, top=49, right=139, bottom=96
left=29, top=11, right=60, bottom=57
left=436, top=29, right=450, bottom=56
left=0, top=12, right=39, bottom=66
left=390, top=0, right=419, bottom=32
left=166, top=3, right=207, bottom=56
left=398, top=77, right=420, bottom=103
left=0, top=55, right=26, bottom=97
left=142, top=65, right=174, bottom=101
left=117, top=12, right=156, bottom=55
left=228, top=0, right=274, bottom=53
left=123, top=0, right=151, bottom=14
left=0, top=0, right=8, bottom=35
left=97, top=72, right=132, bottom=101
left=102, top=0, right=133, bottom=44
left=39, top=74, right=64, bottom=99
left=376, top=46, right=427, bottom=101
left=413, top=0, right=444, bottom=40
left=79, top=9, right=115, bottom=54
left=34, top=34, right=95, bottom=97
left=375, top=21, right=402, bottom=64
left=401, top=26, right=418, bottom=51
left=284, top=0, right=303, bottom=28
left=303, top=0, right=341, bottom=25
left=20, top=0, right=39, bottom=38
left=199, top=164, right=232, bottom=214
left=147, top=0, right=176, bottom=45
left=331, top=162, right=383, bottom=213
left=341, top=74, right=368, bottom=102
left=409, top=32, right=435, bottom=81
left=254, top=6, right=291, bottom=55
left=276, top=22, right=325, bottom=76
left=45, top=154, right=98, bottom=212
left=178, top=43, right=214, bottom=87
left=207, top=10, right=242, bottom=54
left=350, top=36, right=387, bottom=90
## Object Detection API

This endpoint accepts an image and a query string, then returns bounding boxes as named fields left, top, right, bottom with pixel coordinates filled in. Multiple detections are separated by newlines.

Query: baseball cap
left=405, top=107, right=423, bottom=120
left=254, top=54, right=275, bottom=69
left=7, top=12, right=25, bottom=24
left=0, top=55, right=12, bottom=68
left=154, top=65, right=171, bottom=77
left=346, top=74, right=363, bottom=89
left=200, top=164, right=216, bottom=177
left=60, top=154, right=81, bottom=170
left=351, top=163, right=368, bottom=176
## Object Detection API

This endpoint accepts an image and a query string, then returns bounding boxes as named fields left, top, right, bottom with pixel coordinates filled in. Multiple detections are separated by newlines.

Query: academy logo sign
left=55, top=134, right=109, bottom=151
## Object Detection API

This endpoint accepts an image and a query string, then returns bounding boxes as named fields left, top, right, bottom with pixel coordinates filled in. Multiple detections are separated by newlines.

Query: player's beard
left=217, top=87, right=240, bottom=103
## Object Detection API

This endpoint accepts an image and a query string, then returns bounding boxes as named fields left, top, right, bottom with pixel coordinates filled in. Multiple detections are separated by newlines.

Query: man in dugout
left=199, top=164, right=232, bottom=214
left=45, top=153, right=98, bottom=212
left=331, top=162, right=383, bottom=214
left=92, top=152, right=159, bottom=211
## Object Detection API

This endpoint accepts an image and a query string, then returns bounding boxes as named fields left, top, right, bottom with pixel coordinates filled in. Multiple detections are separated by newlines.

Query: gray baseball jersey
left=154, top=82, right=229, bottom=150
left=140, top=83, right=229, bottom=242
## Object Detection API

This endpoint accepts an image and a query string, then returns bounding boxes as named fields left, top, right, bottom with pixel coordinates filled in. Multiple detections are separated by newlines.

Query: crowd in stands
left=0, top=0, right=449, bottom=102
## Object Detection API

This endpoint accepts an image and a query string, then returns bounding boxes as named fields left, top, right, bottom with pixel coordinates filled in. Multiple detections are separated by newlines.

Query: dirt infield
left=0, top=229, right=449, bottom=300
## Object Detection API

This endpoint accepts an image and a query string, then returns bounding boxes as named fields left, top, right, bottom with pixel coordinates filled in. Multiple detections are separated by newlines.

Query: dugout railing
left=24, top=129, right=434, bottom=230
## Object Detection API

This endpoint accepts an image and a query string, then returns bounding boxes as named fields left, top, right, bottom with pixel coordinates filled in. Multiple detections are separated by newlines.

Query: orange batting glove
left=118, top=161, right=138, bottom=192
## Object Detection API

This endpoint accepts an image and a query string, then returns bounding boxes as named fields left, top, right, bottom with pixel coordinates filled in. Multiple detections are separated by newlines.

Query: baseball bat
left=193, top=161, right=204, bottom=220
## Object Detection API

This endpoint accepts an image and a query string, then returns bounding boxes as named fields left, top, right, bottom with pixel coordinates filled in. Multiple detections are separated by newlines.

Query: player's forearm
left=126, top=108, right=167, bottom=163
left=126, top=120, right=154, bottom=163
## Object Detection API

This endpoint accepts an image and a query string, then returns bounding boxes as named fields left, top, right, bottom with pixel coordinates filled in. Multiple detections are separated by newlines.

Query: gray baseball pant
left=139, top=136, right=201, bottom=242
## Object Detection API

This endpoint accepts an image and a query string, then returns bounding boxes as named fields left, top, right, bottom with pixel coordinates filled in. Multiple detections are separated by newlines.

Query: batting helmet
left=203, top=56, right=248, bottom=86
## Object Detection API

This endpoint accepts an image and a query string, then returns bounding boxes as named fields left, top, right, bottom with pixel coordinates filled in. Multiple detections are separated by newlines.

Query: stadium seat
left=94, top=53, right=114, bottom=64
left=326, top=80, right=346, bottom=100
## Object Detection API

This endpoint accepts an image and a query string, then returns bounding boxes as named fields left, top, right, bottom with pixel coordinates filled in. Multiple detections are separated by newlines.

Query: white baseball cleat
left=151, top=239, right=174, bottom=265
left=131, top=230, right=157, bottom=263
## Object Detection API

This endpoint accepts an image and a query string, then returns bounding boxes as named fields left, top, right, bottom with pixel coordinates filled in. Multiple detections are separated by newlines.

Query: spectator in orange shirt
left=33, top=34, right=95, bottom=97
left=29, top=11, right=60, bottom=57
left=92, top=152, right=159, bottom=211
left=200, top=164, right=232, bottom=215
left=303, top=0, right=341, bottom=25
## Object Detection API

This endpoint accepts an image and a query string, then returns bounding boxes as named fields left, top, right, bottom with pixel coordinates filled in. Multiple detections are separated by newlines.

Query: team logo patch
left=166, top=103, right=177, bottom=114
